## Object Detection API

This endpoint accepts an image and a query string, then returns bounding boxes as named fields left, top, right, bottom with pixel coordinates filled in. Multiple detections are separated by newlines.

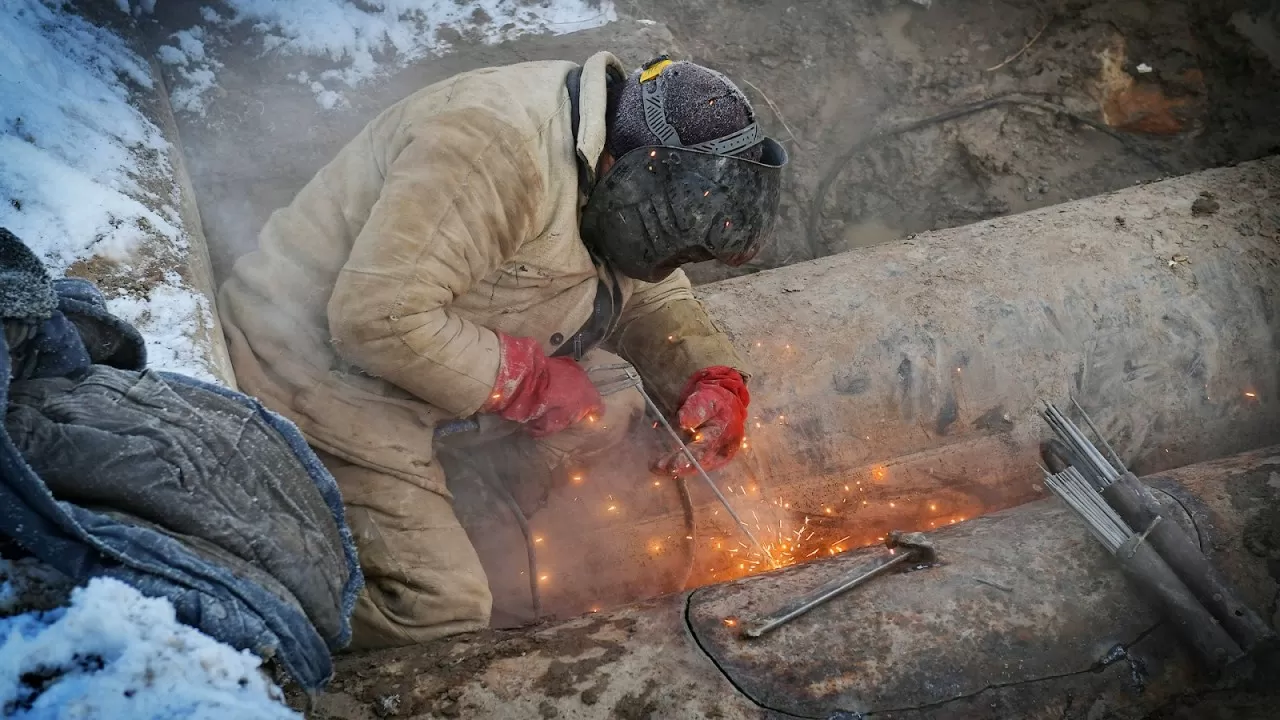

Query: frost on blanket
left=0, top=576, right=301, bottom=720
left=0, top=0, right=219, bottom=381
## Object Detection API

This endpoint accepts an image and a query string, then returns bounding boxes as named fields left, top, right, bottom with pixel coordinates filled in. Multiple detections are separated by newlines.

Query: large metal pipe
left=455, top=157, right=1280, bottom=621
left=311, top=446, right=1280, bottom=719
left=698, top=155, right=1280, bottom=514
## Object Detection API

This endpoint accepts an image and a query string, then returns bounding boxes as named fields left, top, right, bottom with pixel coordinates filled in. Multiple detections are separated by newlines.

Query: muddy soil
left=610, top=0, right=1280, bottom=283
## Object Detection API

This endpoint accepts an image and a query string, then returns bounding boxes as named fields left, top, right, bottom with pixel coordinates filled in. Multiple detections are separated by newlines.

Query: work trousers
left=323, top=348, right=645, bottom=651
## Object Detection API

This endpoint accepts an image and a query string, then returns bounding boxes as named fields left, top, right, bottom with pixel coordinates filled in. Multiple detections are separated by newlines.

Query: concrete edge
left=148, top=57, right=238, bottom=390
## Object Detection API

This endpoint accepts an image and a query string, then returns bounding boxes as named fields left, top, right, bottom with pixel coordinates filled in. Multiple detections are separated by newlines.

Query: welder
left=217, top=52, right=788, bottom=649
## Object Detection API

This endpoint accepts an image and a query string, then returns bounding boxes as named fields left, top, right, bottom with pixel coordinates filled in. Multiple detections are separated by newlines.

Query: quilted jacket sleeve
left=611, top=269, right=748, bottom=413
left=327, top=109, right=545, bottom=417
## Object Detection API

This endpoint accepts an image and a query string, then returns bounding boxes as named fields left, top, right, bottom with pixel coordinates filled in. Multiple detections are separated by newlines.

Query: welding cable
left=472, top=452, right=543, bottom=621
left=590, top=363, right=703, bottom=592
left=806, top=91, right=1175, bottom=259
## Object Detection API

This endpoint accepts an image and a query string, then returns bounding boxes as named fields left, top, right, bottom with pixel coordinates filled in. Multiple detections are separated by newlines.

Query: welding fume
left=214, top=51, right=789, bottom=651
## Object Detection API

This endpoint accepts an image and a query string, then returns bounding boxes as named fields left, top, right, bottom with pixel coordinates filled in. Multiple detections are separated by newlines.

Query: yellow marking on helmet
left=640, top=58, right=673, bottom=83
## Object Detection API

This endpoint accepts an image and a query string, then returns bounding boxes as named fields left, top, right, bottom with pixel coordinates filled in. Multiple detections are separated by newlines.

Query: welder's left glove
left=655, top=366, right=749, bottom=476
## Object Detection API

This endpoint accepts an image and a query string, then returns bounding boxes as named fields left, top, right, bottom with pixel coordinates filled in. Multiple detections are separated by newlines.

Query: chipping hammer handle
left=743, top=551, right=914, bottom=639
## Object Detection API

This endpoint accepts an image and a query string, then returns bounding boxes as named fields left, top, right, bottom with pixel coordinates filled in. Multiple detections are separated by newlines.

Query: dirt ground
left=130, top=0, right=1280, bottom=286
left=610, top=0, right=1280, bottom=283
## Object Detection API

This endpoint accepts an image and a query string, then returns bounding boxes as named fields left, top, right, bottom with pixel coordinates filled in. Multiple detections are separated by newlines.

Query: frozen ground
left=0, top=0, right=217, bottom=381
left=0, top=567, right=299, bottom=720
left=121, top=0, right=618, bottom=112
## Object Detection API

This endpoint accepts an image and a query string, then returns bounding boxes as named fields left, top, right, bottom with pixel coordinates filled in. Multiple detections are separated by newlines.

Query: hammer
left=742, top=530, right=937, bottom=639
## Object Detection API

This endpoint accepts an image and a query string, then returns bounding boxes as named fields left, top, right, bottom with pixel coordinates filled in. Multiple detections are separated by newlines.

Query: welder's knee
left=319, top=452, right=492, bottom=651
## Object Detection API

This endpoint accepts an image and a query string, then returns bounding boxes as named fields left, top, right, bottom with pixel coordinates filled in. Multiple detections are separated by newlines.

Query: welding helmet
left=580, top=56, right=789, bottom=283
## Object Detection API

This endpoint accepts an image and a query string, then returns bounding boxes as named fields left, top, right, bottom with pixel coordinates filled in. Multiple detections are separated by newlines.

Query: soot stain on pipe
left=897, top=356, right=914, bottom=420
left=832, top=367, right=871, bottom=395
left=935, top=392, right=960, bottom=436
left=973, top=405, right=1013, bottom=433
left=931, top=389, right=962, bottom=435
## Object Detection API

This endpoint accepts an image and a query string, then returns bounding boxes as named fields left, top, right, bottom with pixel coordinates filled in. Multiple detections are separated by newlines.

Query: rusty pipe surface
left=695, top=156, right=1280, bottom=521
left=311, top=446, right=1280, bottom=720
left=453, top=157, right=1280, bottom=623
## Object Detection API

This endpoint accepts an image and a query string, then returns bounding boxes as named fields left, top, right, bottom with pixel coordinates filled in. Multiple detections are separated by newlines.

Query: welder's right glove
left=480, top=332, right=604, bottom=438
left=656, top=366, right=750, bottom=475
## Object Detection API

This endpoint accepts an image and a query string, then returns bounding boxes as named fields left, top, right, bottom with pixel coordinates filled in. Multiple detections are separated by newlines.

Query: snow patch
left=117, top=0, right=158, bottom=15
left=139, top=0, right=618, bottom=112
left=0, top=0, right=218, bottom=381
left=173, top=29, right=209, bottom=62
left=170, top=67, right=220, bottom=115
left=155, top=44, right=187, bottom=65
left=108, top=275, right=219, bottom=382
left=0, top=577, right=300, bottom=719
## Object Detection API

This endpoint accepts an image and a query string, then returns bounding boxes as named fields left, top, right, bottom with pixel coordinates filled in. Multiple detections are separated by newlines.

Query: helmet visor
left=581, top=137, right=789, bottom=282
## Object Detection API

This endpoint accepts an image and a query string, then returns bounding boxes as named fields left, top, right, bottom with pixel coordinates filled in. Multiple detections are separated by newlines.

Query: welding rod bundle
left=1041, top=401, right=1275, bottom=672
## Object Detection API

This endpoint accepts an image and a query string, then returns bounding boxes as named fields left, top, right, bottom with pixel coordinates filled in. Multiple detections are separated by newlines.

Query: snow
left=0, top=0, right=217, bottom=382
left=109, top=275, right=220, bottom=376
left=124, top=0, right=619, bottom=111
left=0, top=576, right=301, bottom=720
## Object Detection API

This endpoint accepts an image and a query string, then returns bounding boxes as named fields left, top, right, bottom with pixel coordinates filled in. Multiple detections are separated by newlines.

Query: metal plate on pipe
left=686, top=499, right=1167, bottom=717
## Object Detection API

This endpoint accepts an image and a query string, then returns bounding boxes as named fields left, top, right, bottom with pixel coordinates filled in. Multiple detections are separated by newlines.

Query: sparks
left=534, top=536, right=544, bottom=544
left=1245, top=391, right=1257, bottom=398
left=607, top=505, right=618, bottom=513
left=723, top=617, right=738, bottom=628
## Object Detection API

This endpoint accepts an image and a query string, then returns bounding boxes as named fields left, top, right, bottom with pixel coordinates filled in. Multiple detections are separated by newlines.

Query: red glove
left=481, top=333, right=603, bottom=438
left=656, top=366, right=750, bottom=475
